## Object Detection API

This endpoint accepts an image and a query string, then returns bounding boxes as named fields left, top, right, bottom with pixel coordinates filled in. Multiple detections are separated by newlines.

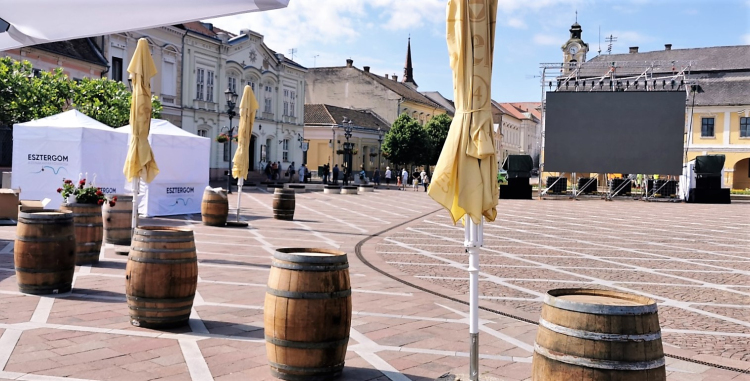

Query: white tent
left=0, top=0, right=290, bottom=50
left=12, top=110, right=128, bottom=209
left=115, top=119, right=210, bottom=217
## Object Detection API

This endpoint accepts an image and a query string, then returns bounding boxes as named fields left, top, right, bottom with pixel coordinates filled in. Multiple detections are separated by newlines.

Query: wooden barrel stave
left=272, top=189, right=295, bottom=221
left=126, top=226, right=198, bottom=328
left=61, top=203, right=103, bottom=265
left=103, top=195, right=133, bottom=245
left=532, top=288, right=666, bottom=381
left=201, top=188, right=228, bottom=226
left=264, top=248, right=351, bottom=380
left=14, top=211, right=76, bottom=294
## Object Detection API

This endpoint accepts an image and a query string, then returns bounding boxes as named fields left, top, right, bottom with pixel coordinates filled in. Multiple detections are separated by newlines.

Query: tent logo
left=169, top=198, right=192, bottom=207
left=32, top=166, right=68, bottom=175
left=27, top=154, right=69, bottom=162
left=166, top=187, right=195, bottom=194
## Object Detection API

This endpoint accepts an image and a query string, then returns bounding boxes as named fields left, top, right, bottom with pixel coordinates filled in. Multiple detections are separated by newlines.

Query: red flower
left=64, top=179, right=73, bottom=184
left=56, top=188, right=62, bottom=193
left=113, top=196, right=118, bottom=201
left=97, top=199, right=104, bottom=206
left=96, top=190, right=103, bottom=196
left=109, top=201, right=116, bottom=207
left=79, top=179, right=86, bottom=185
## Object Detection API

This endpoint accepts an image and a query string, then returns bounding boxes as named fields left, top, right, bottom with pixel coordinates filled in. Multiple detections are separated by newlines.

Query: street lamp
left=342, top=117, right=353, bottom=185
left=377, top=127, right=383, bottom=173
left=221, top=88, right=238, bottom=194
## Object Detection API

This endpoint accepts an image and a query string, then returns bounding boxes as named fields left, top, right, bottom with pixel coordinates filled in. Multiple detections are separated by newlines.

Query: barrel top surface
left=18, top=209, right=72, bottom=219
left=204, top=187, right=227, bottom=197
left=274, top=248, right=348, bottom=264
left=545, top=288, right=657, bottom=315
left=135, top=226, right=193, bottom=236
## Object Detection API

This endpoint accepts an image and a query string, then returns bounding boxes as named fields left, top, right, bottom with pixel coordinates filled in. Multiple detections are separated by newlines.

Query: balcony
left=282, top=116, right=297, bottom=124
left=262, top=112, right=274, bottom=120
left=193, top=100, right=218, bottom=112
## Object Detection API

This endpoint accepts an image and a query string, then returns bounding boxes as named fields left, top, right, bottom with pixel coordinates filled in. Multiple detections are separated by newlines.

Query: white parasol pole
left=466, top=216, right=482, bottom=381
left=236, top=177, right=243, bottom=222
left=131, top=177, right=139, bottom=236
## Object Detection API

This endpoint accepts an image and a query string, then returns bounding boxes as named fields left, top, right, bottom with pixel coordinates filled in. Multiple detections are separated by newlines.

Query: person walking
left=385, top=167, right=392, bottom=188
left=322, top=164, right=329, bottom=185
left=298, top=164, right=307, bottom=183
left=421, top=169, right=429, bottom=192
left=265, top=162, right=272, bottom=181
left=332, top=164, right=340, bottom=185
left=401, top=168, right=409, bottom=191
left=287, top=162, right=296, bottom=183
left=373, top=168, right=381, bottom=186
left=271, top=162, right=278, bottom=180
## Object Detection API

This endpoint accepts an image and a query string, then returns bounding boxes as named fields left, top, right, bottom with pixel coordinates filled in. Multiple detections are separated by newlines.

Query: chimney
left=629, top=46, right=639, bottom=54
left=363, top=66, right=370, bottom=73
left=392, top=74, right=398, bottom=81
left=665, top=44, right=672, bottom=51
left=346, top=59, right=353, bottom=67
left=385, top=74, right=389, bottom=79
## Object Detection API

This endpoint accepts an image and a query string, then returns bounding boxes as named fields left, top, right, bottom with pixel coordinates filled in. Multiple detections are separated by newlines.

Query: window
left=290, top=91, right=296, bottom=117
left=223, top=142, right=230, bottom=162
left=741, top=117, right=750, bottom=138
left=162, top=61, right=175, bottom=95
left=282, top=139, right=289, bottom=162
left=228, top=76, right=237, bottom=94
left=197, top=129, right=208, bottom=137
left=206, top=70, right=214, bottom=102
left=701, top=117, right=715, bottom=137
left=283, top=101, right=289, bottom=116
left=265, top=98, right=272, bottom=113
left=112, top=57, right=123, bottom=82
left=196, top=68, right=204, bottom=100
left=248, top=81, right=255, bottom=92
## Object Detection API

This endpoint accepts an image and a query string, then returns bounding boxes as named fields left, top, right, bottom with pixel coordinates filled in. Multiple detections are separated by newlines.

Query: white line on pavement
left=179, top=340, right=213, bottom=381
left=29, top=297, right=55, bottom=324
left=0, top=329, right=23, bottom=370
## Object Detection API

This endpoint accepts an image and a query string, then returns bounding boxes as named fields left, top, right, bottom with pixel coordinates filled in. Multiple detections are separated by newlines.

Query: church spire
left=402, top=37, right=417, bottom=89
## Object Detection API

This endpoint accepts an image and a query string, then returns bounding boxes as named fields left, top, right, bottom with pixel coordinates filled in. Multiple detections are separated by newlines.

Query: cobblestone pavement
left=0, top=189, right=748, bottom=380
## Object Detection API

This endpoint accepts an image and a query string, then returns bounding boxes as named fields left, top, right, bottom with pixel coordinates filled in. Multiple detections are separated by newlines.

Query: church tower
left=402, top=37, right=418, bottom=89
left=562, top=19, right=589, bottom=73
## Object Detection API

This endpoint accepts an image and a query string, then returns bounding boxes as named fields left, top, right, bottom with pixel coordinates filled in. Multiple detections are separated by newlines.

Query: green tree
left=424, top=113, right=452, bottom=165
left=0, top=57, right=162, bottom=128
left=382, top=114, right=427, bottom=167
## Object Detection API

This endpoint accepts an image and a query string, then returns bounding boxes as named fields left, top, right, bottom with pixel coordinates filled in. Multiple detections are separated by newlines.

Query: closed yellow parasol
left=230, top=85, right=259, bottom=222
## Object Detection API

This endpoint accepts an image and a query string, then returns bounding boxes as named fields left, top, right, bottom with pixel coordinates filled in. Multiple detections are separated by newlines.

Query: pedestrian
left=275, top=162, right=281, bottom=180
left=271, top=162, right=278, bottom=180
left=359, top=166, right=367, bottom=184
left=421, top=170, right=429, bottom=192
left=332, top=164, right=339, bottom=185
left=373, top=168, right=381, bottom=186
left=401, top=168, right=409, bottom=191
left=298, top=164, right=307, bottom=183
left=385, top=167, right=392, bottom=187
left=265, top=162, right=272, bottom=181
left=287, top=162, right=295, bottom=183
left=322, top=164, right=329, bottom=184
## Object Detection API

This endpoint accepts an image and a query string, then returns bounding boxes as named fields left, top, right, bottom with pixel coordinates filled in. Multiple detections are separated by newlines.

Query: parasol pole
left=131, top=177, right=139, bottom=235
left=465, top=216, right=482, bottom=381
left=236, top=177, right=243, bottom=222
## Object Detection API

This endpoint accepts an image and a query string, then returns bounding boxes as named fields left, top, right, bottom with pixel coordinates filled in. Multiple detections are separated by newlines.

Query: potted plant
left=57, top=176, right=116, bottom=265
left=216, top=133, right=238, bottom=143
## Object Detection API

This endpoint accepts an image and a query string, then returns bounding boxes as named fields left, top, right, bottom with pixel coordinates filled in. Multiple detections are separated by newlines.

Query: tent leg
left=131, top=178, right=139, bottom=236
left=465, top=217, right=481, bottom=381
left=236, top=178, right=243, bottom=222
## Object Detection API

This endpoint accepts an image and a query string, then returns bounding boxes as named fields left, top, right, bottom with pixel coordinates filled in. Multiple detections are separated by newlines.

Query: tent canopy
left=115, top=119, right=210, bottom=217
left=12, top=110, right=128, bottom=208
left=694, top=155, right=725, bottom=175
left=0, top=0, right=290, bottom=50
left=503, top=155, right=533, bottom=179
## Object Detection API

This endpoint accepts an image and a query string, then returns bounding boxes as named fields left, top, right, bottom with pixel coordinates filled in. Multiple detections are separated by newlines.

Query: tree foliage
left=382, top=114, right=427, bottom=166
left=424, top=113, right=452, bottom=165
left=0, top=57, right=161, bottom=128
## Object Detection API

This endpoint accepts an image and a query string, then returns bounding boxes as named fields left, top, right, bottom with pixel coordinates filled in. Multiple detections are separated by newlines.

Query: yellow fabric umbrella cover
left=123, top=38, right=159, bottom=183
left=232, top=85, right=259, bottom=180
left=428, top=0, right=499, bottom=224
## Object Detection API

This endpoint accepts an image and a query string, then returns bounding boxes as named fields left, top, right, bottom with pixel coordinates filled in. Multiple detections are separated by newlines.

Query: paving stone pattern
left=0, top=191, right=747, bottom=380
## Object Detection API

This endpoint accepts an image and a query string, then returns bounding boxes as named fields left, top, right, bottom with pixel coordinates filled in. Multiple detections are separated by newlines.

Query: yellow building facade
left=687, top=107, right=750, bottom=189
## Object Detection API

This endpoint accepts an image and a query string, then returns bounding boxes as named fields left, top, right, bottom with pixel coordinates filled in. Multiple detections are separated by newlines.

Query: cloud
left=533, top=34, right=563, bottom=46
left=606, top=30, right=654, bottom=47
left=743, top=34, right=750, bottom=44
left=506, top=18, right=527, bottom=29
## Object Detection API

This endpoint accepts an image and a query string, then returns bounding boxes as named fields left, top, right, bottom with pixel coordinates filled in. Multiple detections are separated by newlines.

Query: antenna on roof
left=598, top=26, right=601, bottom=55
left=288, top=48, right=297, bottom=61
left=605, top=34, right=617, bottom=55
left=313, top=54, right=319, bottom=67
left=575, top=10, right=578, bottom=23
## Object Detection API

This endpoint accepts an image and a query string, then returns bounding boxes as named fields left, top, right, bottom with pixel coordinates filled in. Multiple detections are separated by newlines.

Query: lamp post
left=342, top=117, right=353, bottom=185
left=377, top=127, right=383, bottom=172
left=222, top=88, right=238, bottom=194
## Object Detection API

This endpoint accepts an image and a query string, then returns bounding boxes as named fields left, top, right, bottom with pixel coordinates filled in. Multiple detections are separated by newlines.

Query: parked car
left=497, top=169, right=508, bottom=184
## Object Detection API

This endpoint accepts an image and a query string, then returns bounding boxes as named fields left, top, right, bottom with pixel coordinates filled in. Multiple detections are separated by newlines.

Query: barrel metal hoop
left=271, top=261, right=349, bottom=272
left=135, top=228, right=193, bottom=237
left=18, top=283, right=72, bottom=294
left=105, top=210, right=132, bottom=214
left=77, top=242, right=101, bottom=247
left=544, top=294, right=658, bottom=315
left=265, top=336, right=349, bottom=349
left=17, top=218, right=72, bottom=225
left=104, top=227, right=132, bottom=231
left=129, top=314, right=191, bottom=323
left=266, top=287, right=351, bottom=299
left=15, top=235, right=75, bottom=242
left=16, top=266, right=75, bottom=274
left=74, top=223, right=103, bottom=228
left=133, top=237, right=191, bottom=243
left=539, top=318, right=662, bottom=342
left=268, top=361, right=344, bottom=374
left=273, top=250, right=348, bottom=264
left=127, top=294, right=196, bottom=304
left=128, top=256, right=197, bottom=264
left=202, top=200, right=228, bottom=204
left=201, top=214, right=228, bottom=218
left=131, top=247, right=196, bottom=254
left=128, top=305, right=192, bottom=313
left=534, top=343, right=665, bottom=370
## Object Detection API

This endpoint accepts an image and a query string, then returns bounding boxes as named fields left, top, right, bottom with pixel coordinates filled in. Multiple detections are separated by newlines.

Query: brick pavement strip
left=0, top=191, right=747, bottom=380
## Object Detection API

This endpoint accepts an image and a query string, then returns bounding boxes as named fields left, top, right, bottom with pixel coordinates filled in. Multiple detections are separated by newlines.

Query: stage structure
left=537, top=59, right=697, bottom=200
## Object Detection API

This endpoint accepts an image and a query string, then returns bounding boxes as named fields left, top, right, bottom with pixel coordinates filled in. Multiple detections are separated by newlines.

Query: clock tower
left=562, top=21, right=589, bottom=73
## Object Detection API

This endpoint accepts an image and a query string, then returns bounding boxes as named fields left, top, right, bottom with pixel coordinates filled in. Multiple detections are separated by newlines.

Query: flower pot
left=60, top=203, right=103, bottom=265
left=67, top=195, right=76, bottom=204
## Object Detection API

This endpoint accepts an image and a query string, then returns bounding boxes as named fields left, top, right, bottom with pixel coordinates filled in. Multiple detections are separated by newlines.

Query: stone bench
left=323, top=185, right=341, bottom=194
left=341, top=186, right=358, bottom=195
left=288, top=184, right=306, bottom=193
left=358, top=184, right=374, bottom=193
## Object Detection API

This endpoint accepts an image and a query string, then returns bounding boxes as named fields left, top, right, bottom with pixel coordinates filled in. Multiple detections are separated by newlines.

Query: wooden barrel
left=201, top=188, right=228, bottom=226
left=60, top=203, right=103, bottom=265
left=103, top=195, right=133, bottom=245
left=272, top=188, right=295, bottom=221
left=264, top=248, right=351, bottom=381
left=125, top=226, right=198, bottom=328
left=532, top=289, right=666, bottom=381
left=14, top=210, right=76, bottom=295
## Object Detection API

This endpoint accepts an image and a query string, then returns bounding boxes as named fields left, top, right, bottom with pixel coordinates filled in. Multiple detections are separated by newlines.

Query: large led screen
left=544, top=91, right=685, bottom=175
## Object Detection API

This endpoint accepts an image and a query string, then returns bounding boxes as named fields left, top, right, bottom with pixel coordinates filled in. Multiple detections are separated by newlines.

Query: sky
left=208, top=0, right=750, bottom=103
